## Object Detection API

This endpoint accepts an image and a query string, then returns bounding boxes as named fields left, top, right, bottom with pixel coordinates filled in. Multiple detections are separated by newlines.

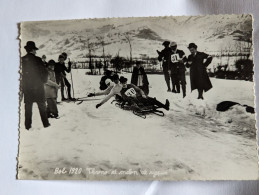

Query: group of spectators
left=21, top=41, right=73, bottom=130
left=157, top=41, right=213, bottom=99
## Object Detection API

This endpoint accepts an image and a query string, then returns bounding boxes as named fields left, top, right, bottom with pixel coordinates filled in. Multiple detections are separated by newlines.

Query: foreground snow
left=18, top=70, right=258, bottom=180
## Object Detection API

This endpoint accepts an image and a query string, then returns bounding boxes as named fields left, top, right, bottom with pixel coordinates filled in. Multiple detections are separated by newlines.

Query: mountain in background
left=21, top=15, right=252, bottom=61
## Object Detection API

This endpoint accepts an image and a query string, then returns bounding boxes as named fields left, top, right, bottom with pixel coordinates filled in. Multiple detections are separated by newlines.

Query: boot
left=198, top=89, right=204, bottom=100
left=164, top=99, right=170, bottom=110
left=182, top=85, right=186, bottom=98
left=176, top=84, right=180, bottom=93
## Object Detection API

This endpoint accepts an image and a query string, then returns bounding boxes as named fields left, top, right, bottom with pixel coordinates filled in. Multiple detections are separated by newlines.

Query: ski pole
left=69, top=58, right=75, bottom=98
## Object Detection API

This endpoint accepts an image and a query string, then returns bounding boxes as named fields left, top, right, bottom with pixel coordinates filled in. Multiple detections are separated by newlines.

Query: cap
left=170, top=41, right=177, bottom=47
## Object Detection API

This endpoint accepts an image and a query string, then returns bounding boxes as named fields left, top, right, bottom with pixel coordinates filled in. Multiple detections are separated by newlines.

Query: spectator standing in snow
left=131, top=61, right=149, bottom=95
left=21, top=41, right=50, bottom=130
left=186, top=43, right=213, bottom=99
left=54, top=54, right=74, bottom=101
left=169, top=42, right=187, bottom=97
left=44, top=60, right=60, bottom=118
left=157, top=41, right=172, bottom=92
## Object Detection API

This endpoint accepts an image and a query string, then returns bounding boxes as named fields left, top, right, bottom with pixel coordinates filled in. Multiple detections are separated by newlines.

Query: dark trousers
left=56, top=76, right=71, bottom=99
left=24, top=101, right=49, bottom=129
left=162, top=65, right=171, bottom=90
left=127, top=96, right=166, bottom=109
left=46, top=98, right=58, bottom=116
left=171, top=73, right=180, bottom=92
left=139, top=85, right=149, bottom=95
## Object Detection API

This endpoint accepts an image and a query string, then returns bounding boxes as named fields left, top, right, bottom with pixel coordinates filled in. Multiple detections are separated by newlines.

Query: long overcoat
left=22, top=53, right=48, bottom=103
left=187, top=51, right=213, bottom=92
left=131, top=66, right=149, bottom=94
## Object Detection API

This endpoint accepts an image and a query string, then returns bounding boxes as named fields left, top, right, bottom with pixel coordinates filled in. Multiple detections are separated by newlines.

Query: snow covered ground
left=18, top=70, right=258, bottom=180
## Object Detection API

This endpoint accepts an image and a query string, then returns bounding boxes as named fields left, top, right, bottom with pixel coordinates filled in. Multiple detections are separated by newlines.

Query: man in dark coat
left=54, top=54, right=74, bottom=101
left=21, top=41, right=50, bottom=130
left=157, top=41, right=172, bottom=92
left=169, top=42, right=187, bottom=97
left=131, top=61, right=149, bottom=95
left=186, top=43, right=213, bottom=99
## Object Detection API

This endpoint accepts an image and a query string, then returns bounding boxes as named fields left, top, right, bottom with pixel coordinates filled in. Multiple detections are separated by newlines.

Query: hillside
left=21, top=15, right=252, bottom=61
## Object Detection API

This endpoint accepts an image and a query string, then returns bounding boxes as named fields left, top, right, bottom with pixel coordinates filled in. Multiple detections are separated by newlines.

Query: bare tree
left=96, top=36, right=107, bottom=70
left=85, top=37, right=95, bottom=74
left=124, top=33, right=133, bottom=64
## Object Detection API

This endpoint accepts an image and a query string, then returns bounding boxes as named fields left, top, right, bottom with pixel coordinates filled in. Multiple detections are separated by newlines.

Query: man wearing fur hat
left=21, top=41, right=50, bottom=130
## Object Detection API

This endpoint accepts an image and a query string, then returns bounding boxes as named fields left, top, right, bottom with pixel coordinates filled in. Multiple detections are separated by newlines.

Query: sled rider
left=119, top=76, right=170, bottom=111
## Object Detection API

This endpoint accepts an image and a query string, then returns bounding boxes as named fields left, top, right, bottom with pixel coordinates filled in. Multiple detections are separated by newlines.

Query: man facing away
left=186, top=43, right=213, bottom=100
left=54, top=54, right=75, bottom=101
left=21, top=41, right=50, bottom=130
left=157, top=41, right=172, bottom=92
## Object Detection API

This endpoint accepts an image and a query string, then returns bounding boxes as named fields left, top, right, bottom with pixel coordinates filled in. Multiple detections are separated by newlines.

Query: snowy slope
left=18, top=70, right=258, bottom=180
left=21, top=15, right=252, bottom=60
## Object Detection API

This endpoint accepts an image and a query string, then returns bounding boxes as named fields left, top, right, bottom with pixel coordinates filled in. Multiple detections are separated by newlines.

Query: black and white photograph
left=18, top=14, right=258, bottom=180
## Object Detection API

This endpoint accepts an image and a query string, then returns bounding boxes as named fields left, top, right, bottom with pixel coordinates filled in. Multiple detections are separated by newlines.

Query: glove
left=68, top=61, right=72, bottom=66
left=88, top=93, right=95, bottom=97
left=96, top=103, right=102, bottom=109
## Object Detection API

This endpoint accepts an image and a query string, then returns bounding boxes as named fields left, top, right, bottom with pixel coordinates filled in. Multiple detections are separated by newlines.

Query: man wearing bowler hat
left=186, top=43, right=213, bottom=100
left=21, top=41, right=50, bottom=130
left=157, top=41, right=172, bottom=92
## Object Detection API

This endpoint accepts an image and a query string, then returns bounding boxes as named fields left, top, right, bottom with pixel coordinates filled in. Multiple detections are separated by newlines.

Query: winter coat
left=21, top=53, right=48, bottom=103
left=187, top=51, right=213, bottom=92
left=44, top=69, right=59, bottom=98
left=131, top=66, right=149, bottom=94
left=157, top=47, right=172, bottom=71
left=169, top=49, right=187, bottom=74
left=54, top=62, right=71, bottom=78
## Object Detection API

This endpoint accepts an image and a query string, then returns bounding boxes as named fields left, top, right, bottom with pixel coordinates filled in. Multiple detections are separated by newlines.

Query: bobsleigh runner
left=111, top=98, right=165, bottom=119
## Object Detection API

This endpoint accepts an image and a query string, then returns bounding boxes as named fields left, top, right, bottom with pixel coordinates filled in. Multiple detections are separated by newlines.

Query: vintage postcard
left=18, top=14, right=258, bottom=180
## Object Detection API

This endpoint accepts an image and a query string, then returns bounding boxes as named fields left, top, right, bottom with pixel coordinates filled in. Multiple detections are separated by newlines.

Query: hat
left=170, top=41, right=177, bottom=47
left=119, top=76, right=128, bottom=83
left=136, top=61, right=141, bottom=65
left=162, top=41, right=170, bottom=46
left=188, top=43, right=197, bottom=49
left=48, top=60, right=56, bottom=66
left=24, top=41, right=38, bottom=50
left=58, top=55, right=65, bottom=59
left=105, top=79, right=112, bottom=86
